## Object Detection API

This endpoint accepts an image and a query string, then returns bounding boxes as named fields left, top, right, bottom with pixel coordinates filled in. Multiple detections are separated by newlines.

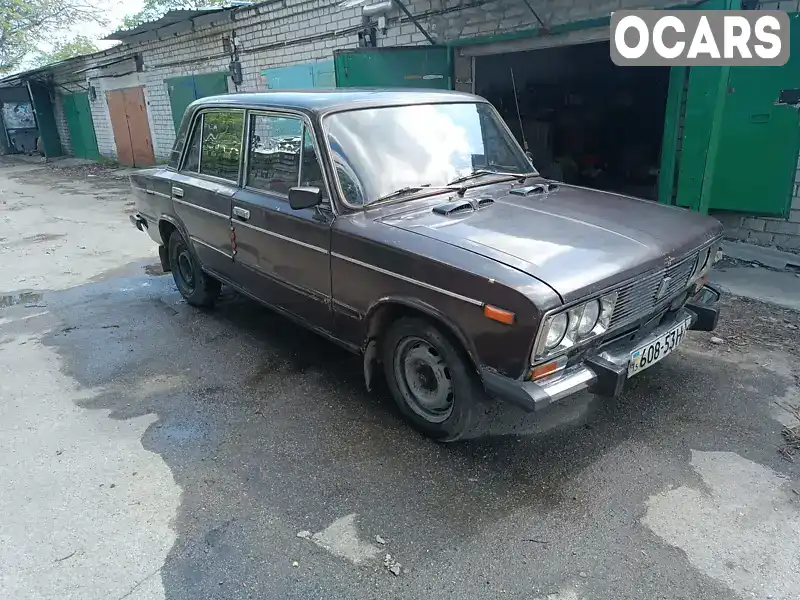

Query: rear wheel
left=382, top=317, right=485, bottom=442
left=168, top=230, right=221, bottom=307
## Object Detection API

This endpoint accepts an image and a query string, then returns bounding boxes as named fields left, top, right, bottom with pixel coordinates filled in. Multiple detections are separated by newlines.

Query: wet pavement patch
left=20, top=270, right=800, bottom=600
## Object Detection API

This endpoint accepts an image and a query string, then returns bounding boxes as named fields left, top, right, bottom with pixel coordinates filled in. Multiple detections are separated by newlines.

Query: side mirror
left=288, top=186, right=322, bottom=210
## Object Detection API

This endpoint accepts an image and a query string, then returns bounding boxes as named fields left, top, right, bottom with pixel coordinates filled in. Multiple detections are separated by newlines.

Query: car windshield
left=324, top=102, right=535, bottom=206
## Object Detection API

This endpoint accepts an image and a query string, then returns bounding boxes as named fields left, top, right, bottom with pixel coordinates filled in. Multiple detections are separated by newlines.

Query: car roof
left=191, top=88, right=486, bottom=115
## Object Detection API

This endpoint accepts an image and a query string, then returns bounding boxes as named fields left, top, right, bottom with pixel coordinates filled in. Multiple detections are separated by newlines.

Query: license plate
left=627, top=317, right=691, bottom=378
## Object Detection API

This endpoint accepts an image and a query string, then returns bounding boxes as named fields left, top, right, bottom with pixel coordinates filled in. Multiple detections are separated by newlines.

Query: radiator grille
left=609, top=252, right=698, bottom=330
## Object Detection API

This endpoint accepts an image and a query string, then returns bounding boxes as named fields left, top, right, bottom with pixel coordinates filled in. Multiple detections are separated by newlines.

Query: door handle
left=172, top=186, right=184, bottom=198
left=233, top=206, right=250, bottom=221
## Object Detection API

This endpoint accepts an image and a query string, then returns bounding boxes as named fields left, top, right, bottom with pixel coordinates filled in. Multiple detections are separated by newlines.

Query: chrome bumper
left=481, top=285, right=721, bottom=412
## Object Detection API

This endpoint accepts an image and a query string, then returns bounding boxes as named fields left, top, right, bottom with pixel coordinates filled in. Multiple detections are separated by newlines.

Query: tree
left=122, top=0, right=227, bottom=31
left=0, top=0, right=105, bottom=73
left=32, top=35, right=99, bottom=68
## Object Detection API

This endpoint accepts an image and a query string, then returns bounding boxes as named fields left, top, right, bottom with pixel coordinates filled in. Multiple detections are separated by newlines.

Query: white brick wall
left=52, top=95, right=72, bottom=155
left=715, top=154, right=800, bottom=251
left=47, top=0, right=680, bottom=164
left=37, top=0, right=800, bottom=250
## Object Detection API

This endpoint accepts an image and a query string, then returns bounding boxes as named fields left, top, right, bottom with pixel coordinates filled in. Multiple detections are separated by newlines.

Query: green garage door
left=333, top=46, right=451, bottom=89
left=62, top=92, right=99, bottom=160
left=660, top=6, right=800, bottom=217
left=166, top=72, right=229, bottom=133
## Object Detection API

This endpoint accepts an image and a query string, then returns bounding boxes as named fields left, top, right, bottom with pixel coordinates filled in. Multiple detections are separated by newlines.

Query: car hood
left=376, top=182, right=723, bottom=302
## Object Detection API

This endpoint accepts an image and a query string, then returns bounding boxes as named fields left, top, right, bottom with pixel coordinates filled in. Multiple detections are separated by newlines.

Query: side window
left=181, top=116, right=202, bottom=173
left=247, top=114, right=302, bottom=196
left=199, top=110, right=244, bottom=181
left=299, top=127, right=326, bottom=193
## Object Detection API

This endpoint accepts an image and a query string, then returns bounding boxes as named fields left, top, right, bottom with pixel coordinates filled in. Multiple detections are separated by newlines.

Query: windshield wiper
left=373, top=183, right=465, bottom=204
left=447, top=169, right=539, bottom=186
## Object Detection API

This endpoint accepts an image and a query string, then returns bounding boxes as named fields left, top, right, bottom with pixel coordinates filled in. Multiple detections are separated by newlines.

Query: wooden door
left=122, top=87, right=155, bottom=167
left=107, top=90, right=134, bottom=166
left=106, top=86, right=155, bottom=167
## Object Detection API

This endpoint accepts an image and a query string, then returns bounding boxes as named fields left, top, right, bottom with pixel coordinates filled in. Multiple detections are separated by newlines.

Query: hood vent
left=510, top=182, right=559, bottom=196
left=432, top=197, right=495, bottom=216
left=433, top=200, right=473, bottom=216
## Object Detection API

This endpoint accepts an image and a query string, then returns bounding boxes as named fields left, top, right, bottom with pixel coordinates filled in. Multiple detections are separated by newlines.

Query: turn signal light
left=531, top=361, right=559, bottom=380
left=483, top=304, right=515, bottom=325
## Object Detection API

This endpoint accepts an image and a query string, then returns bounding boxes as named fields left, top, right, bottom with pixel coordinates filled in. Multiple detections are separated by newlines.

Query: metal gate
left=166, top=72, right=229, bottom=133
left=660, top=4, right=800, bottom=216
left=27, top=82, right=62, bottom=159
left=62, top=92, right=99, bottom=160
left=333, top=46, right=451, bottom=89
left=106, top=86, right=155, bottom=167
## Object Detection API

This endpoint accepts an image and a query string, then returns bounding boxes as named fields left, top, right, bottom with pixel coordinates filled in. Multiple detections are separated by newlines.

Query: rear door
left=333, top=46, right=451, bottom=88
left=230, top=111, right=333, bottom=328
left=171, top=108, right=242, bottom=277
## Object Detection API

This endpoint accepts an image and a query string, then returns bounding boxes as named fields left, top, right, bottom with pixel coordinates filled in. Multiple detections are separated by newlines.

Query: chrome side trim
left=239, top=259, right=330, bottom=302
left=331, top=252, right=483, bottom=307
left=132, top=186, right=170, bottom=199
left=173, top=197, right=229, bottom=219
left=189, top=236, right=232, bottom=258
left=235, top=220, right=328, bottom=254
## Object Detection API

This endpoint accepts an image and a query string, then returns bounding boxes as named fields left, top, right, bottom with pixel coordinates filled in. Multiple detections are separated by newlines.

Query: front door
left=170, top=108, right=241, bottom=277
left=231, top=111, right=333, bottom=328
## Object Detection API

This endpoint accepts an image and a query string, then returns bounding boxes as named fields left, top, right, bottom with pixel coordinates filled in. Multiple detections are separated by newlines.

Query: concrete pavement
left=1, top=158, right=799, bottom=600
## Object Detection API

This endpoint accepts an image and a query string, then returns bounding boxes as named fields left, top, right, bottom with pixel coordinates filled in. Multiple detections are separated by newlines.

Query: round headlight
left=545, top=313, right=568, bottom=349
left=577, top=300, right=600, bottom=336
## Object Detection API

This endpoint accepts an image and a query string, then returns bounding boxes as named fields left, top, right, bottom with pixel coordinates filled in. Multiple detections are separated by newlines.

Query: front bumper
left=482, top=284, right=721, bottom=412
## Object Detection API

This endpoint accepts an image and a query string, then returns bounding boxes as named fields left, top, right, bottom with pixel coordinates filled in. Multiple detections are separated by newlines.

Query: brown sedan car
left=130, top=89, right=723, bottom=441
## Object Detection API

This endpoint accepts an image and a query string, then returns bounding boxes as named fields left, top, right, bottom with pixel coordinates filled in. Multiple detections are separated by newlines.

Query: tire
left=382, top=317, right=486, bottom=442
left=167, top=230, right=221, bottom=307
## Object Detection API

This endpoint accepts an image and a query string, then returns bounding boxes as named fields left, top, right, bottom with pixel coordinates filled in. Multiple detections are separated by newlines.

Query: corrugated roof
left=104, top=8, right=229, bottom=41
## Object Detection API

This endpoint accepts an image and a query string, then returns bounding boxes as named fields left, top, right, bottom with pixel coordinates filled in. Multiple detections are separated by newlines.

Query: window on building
left=199, top=110, right=244, bottom=182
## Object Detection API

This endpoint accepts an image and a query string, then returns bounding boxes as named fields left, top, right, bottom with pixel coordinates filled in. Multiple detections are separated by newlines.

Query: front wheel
left=168, top=230, right=221, bottom=307
left=382, top=317, right=486, bottom=442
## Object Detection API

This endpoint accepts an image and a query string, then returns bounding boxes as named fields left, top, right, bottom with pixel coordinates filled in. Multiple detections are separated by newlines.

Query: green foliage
left=0, top=0, right=105, bottom=73
left=32, top=35, right=98, bottom=68
left=121, top=0, right=227, bottom=31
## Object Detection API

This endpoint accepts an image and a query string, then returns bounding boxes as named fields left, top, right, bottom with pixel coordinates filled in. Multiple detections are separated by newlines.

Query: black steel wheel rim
left=393, top=336, right=454, bottom=423
left=177, top=247, right=195, bottom=292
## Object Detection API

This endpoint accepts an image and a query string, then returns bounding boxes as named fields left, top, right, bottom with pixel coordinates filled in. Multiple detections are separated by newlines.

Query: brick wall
left=48, top=0, right=685, bottom=164
left=36, top=0, right=800, bottom=250
left=714, top=154, right=800, bottom=252
left=52, top=95, right=72, bottom=156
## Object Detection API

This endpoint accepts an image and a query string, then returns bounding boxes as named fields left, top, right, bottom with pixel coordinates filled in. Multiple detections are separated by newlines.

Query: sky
left=74, top=0, right=146, bottom=50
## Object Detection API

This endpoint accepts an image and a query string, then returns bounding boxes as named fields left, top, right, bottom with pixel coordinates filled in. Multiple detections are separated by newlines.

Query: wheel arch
left=361, top=296, right=481, bottom=392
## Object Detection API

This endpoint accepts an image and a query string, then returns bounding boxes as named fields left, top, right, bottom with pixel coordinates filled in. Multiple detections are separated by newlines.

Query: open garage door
left=664, top=12, right=800, bottom=217
left=63, top=92, right=99, bottom=160
left=333, top=46, right=451, bottom=89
